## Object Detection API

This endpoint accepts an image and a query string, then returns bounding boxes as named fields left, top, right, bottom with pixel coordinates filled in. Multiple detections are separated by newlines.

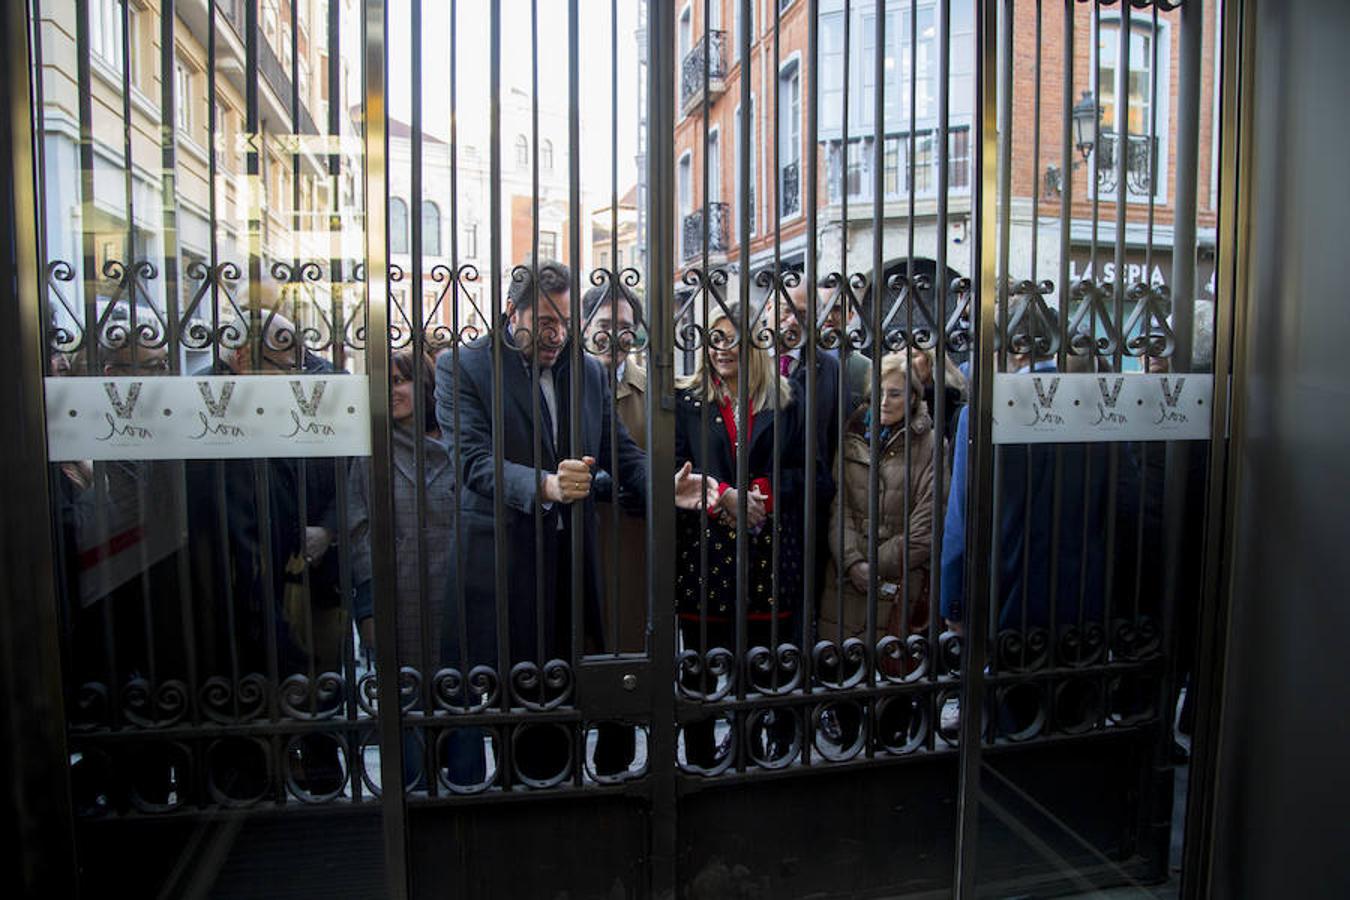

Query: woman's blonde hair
left=678, top=304, right=794, bottom=413
left=867, top=352, right=925, bottom=408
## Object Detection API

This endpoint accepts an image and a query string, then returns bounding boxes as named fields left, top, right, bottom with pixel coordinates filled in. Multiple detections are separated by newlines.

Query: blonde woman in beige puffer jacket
left=822, top=352, right=937, bottom=642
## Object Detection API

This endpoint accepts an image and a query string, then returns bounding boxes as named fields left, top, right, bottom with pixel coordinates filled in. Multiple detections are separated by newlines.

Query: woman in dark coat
left=674, top=304, right=810, bottom=768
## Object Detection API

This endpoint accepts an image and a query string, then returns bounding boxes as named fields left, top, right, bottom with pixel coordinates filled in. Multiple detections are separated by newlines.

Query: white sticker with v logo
left=45, top=374, right=371, bottom=460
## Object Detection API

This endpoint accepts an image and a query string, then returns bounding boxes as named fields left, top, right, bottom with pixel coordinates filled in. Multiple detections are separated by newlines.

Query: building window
left=542, top=140, right=554, bottom=172
left=678, top=151, right=692, bottom=217
left=883, top=138, right=900, bottom=197
left=779, top=61, right=802, bottom=218
left=390, top=197, right=409, bottom=255
left=950, top=128, right=971, bottom=189
left=174, top=60, right=193, bottom=135
left=679, top=6, right=692, bottom=62
left=734, top=100, right=757, bottom=236
left=820, top=12, right=844, bottom=131
left=89, top=0, right=124, bottom=68
left=1095, top=17, right=1168, bottom=202
left=515, top=135, right=529, bottom=170
left=819, top=1, right=973, bottom=139
left=539, top=231, right=559, bottom=261
left=421, top=201, right=441, bottom=257
left=298, top=54, right=312, bottom=108
left=464, top=223, right=478, bottom=259
left=707, top=128, right=721, bottom=202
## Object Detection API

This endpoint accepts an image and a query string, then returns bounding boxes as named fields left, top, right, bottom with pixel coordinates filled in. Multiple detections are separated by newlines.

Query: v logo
left=198, top=380, right=236, bottom=417
left=290, top=379, right=326, bottom=417
left=1160, top=377, right=1186, bottom=408
left=104, top=382, right=142, bottom=419
left=1033, top=376, right=1061, bottom=409
left=1097, top=376, right=1125, bottom=408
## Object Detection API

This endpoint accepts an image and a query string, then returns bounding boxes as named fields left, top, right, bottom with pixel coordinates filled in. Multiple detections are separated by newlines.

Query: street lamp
left=1044, top=91, right=1101, bottom=196
left=1072, top=91, right=1099, bottom=162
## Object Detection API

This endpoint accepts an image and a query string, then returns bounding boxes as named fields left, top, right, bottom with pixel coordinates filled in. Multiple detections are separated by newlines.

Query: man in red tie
left=763, top=270, right=854, bottom=621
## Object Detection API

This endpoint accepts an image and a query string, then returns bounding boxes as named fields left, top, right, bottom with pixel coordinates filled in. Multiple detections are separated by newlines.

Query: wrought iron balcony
left=1095, top=131, right=1160, bottom=197
left=680, top=31, right=728, bottom=117
left=682, top=201, right=731, bottom=262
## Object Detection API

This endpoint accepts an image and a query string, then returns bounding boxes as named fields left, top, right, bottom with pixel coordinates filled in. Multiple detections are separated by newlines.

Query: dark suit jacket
left=436, top=332, right=647, bottom=671
left=790, top=350, right=848, bottom=507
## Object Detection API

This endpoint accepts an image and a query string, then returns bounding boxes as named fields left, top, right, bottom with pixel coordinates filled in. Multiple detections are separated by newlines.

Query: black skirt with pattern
left=675, top=509, right=804, bottom=619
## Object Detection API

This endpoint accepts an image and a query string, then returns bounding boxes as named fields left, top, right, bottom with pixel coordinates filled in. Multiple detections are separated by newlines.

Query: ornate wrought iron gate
left=10, top=0, right=1234, bottom=897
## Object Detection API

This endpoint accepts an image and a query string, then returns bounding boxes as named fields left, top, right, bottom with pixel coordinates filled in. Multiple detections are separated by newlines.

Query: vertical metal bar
left=1182, top=1, right=1246, bottom=893
left=1048, top=0, right=1074, bottom=657
left=289, top=0, right=321, bottom=726
left=734, top=0, right=752, bottom=766
left=900, top=0, right=914, bottom=656
left=1019, top=0, right=1044, bottom=672
left=120, top=0, right=163, bottom=734
left=566, top=0, right=584, bottom=784
left=770, top=0, right=782, bottom=701
left=448, top=0, right=471, bottom=748
left=1078, top=0, right=1102, bottom=648
left=696, top=0, right=711, bottom=707
left=801, top=0, right=819, bottom=727
left=244, top=3, right=284, bottom=803
left=646, top=1, right=678, bottom=891
left=361, top=0, right=409, bottom=890
left=993, top=0, right=1013, bottom=674
left=866, top=1, right=885, bottom=744
left=1100, top=0, right=1134, bottom=682
left=953, top=0, right=999, bottom=894
left=75, top=0, right=97, bottom=379
left=528, top=0, right=544, bottom=709
left=1171, top=1, right=1201, bottom=375
left=157, top=0, right=203, bottom=734
left=930, top=0, right=951, bottom=712
left=488, top=0, right=512, bottom=778
left=1134, top=0, right=1160, bottom=647
left=2, top=0, right=78, bottom=890
left=409, top=0, right=436, bottom=796
left=836, top=0, right=850, bottom=658
left=73, top=0, right=122, bottom=732
left=607, top=0, right=621, bottom=660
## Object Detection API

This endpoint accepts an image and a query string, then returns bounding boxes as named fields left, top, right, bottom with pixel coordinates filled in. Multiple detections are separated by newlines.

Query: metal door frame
left=0, top=0, right=1256, bottom=897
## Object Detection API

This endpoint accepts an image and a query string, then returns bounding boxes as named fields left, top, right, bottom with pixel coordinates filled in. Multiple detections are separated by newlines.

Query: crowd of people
left=55, top=258, right=1203, bottom=799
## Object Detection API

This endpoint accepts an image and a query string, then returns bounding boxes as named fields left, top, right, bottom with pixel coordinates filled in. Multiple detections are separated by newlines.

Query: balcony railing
left=680, top=31, right=728, bottom=116
left=1094, top=131, right=1160, bottom=197
left=825, top=125, right=973, bottom=205
left=682, top=201, right=731, bottom=262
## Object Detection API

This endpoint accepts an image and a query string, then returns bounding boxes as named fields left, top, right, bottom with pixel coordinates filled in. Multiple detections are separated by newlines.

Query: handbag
left=879, top=567, right=931, bottom=678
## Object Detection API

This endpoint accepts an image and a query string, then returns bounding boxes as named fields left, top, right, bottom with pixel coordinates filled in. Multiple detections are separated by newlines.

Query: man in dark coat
left=437, top=261, right=711, bottom=781
left=771, top=276, right=853, bottom=637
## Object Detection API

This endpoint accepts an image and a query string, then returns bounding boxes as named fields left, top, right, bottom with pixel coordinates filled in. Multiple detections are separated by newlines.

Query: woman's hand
left=674, top=461, right=720, bottom=510
left=745, top=485, right=768, bottom=531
